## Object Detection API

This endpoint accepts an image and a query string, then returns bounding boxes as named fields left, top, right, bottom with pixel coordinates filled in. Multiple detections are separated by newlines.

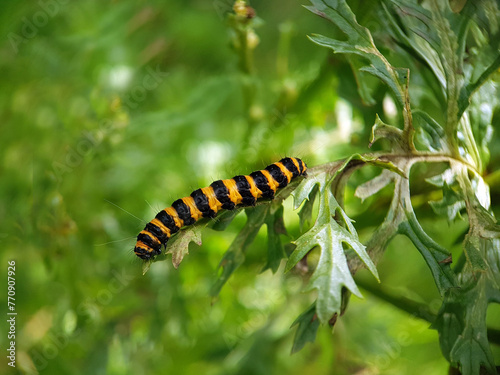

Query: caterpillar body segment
left=134, top=157, right=307, bottom=260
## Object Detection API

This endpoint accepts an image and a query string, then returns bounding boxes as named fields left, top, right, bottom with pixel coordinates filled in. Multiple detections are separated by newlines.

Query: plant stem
left=356, top=277, right=435, bottom=322
left=307, top=151, right=480, bottom=178
left=356, top=277, right=500, bottom=346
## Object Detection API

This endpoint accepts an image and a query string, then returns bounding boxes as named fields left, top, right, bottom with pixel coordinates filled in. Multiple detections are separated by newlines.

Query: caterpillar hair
left=134, top=157, right=307, bottom=260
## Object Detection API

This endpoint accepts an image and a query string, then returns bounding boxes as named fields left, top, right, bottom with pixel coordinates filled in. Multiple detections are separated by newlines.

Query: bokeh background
left=1, top=1, right=499, bottom=374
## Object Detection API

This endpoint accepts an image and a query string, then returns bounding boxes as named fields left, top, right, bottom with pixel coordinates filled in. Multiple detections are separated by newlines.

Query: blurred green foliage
left=0, top=0, right=499, bottom=374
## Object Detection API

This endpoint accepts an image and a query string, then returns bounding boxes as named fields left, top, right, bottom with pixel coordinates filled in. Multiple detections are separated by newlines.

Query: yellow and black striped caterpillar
left=135, top=157, right=307, bottom=260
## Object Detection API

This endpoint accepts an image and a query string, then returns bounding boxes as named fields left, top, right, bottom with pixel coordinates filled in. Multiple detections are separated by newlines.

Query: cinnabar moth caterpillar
left=134, top=157, right=307, bottom=260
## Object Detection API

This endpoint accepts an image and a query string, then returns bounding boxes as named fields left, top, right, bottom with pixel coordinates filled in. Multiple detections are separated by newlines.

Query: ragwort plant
left=143, top=1, right=500, bottom=373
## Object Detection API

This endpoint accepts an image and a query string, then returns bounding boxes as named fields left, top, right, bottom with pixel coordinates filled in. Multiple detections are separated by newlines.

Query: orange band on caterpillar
left=134, top=157, right=307, bottom=260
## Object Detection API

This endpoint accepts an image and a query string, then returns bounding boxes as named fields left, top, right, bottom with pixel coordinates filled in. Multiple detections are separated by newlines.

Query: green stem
left=236, top=24, right=253, bottom=75
left=307, top=152, right=480, bottom=179
left=229, top=4, right=259, bottom=150
left=356, top=277, right=500, bottom=346
left=356, top=277, right=435, bottom=322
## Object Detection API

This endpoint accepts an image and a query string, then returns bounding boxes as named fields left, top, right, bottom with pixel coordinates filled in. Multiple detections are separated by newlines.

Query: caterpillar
left=134, top=157, right=307, bottom=260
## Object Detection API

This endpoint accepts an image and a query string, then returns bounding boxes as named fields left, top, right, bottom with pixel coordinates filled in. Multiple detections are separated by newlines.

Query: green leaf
left=345, top=54, right=377, bottom=106
left=369, top=114, right=406, bottom=151
left=434, top=253, right=497, bottom=375
left=305, top=0, right=374, bottom=48
left=367, top=111, right=416, bottom=153
left=306, top=0, right=408, bottom=108
left=456, top=170, right=500, bottom=272
left=413, top=110, right=447, bottom=152
left=463, top=235, right=488, bottom=272
left=262, top=203, right=288, bottom=273
left=384, top=0, right=500, bottom=169
left=428, top=182, right=466, bottom=223
left=451, top=328, right=495, bottom=375
left=210, top=205, right=268, bottom=297
left=456, top=170, right=500, bottom=239
left=463, top=81, right=498, bottom=171
left=209, top=209, right=241, bottom=231
left=458, top=43, right=500, bottom=121
left=433, top=167, right=500, bottom=374
left=398, top=211, right=456, bottom=294
left=286, top=172, right=379, bottom=323
left=307, top=34, right=362, bottom=56
left=290, top=302, right=320, bottom=354
left=293, top=173, right=322, bottom=210
left=298, top=183, right=319, bottom=232
left=382, top=0, right=446, bottom=87
left=359, top=66, right=410, bottom=110
left=428, top=0, right=467, bottom=148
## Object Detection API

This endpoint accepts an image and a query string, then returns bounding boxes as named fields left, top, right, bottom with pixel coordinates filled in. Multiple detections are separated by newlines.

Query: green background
left=1, top=1, right=498, bottom=374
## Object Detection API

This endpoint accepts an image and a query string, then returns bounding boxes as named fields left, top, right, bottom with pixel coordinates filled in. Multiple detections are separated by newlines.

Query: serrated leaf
left=167, top=225, right=203, bottom=269
left=434, top=248, right=497, bottom=375
left=305, top=0, right=374, bottom=47
left=429, top=182, right=465, bottom=223
left=306, top=0, right=408, bottom=108
left=307, top=34, right=361, bottom=56
left=293, top=173, right=323, bottom=210
left=210, top=205, right=268, bottom=297
left=382, top=0, right=446, bottom=87
left=434, top=168, right=499, bottom=374
left=451, top=329, right=496, bottom=375
left=286, top=172, right=378, bottom=323
left=413, top=110, right=447, bottom=152
left=290, top=302, right=320, bottom=354
left=369, top=114, right=406, bottom=151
